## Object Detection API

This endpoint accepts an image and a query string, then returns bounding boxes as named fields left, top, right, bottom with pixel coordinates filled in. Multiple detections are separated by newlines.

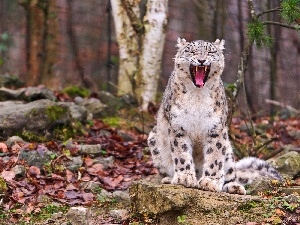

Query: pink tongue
left=195, top=67, right=205, bottom=87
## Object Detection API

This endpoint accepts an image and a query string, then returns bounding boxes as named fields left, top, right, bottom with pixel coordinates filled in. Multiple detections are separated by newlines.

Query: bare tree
left=19, top=0, right=58, bottom=87
left=111, top=0, right=168, bottom=110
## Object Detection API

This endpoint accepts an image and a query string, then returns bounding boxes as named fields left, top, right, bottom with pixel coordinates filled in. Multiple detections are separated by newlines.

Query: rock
left=66, top=206, right=90, bottom=225
left=112, top=190, right=130, bottom=202
left=5, top=136, right=25, bottom=147
left=75, top=97, right=107, bottom=118
left=268, top=151, right=300, bottom=179
left=67, top=156, right=83, bottom=172
left=0, top=86, right=56, bottom=102
left=94, top=156, right=114, bottom=169
left=0, top=87, right=20, bottom=100
left=129, top=180, right=271, bottom=225
left=245, top=178, right=272, bottom=195
left=77, top=144, right=103, bottom=158
left=19, top=86, right=57, bottom=102
left=58, top=102, right=87, bottom=122
left=12, top=165, right=26, bottom=179
left=109, top=209, right=128, bottom=221
left=19, top=148, right=55, bottom=169
left=0, top=99, right=87, bottom=138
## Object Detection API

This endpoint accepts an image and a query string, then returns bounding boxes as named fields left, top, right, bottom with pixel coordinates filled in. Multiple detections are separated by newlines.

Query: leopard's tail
left=235, top=157, right=283, bottom=185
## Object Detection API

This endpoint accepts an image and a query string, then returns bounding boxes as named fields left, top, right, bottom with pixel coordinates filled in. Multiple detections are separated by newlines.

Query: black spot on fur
left=176, top=132, right=184, bottom=138
left=182, top=144, right=188, bottom=151
left=171, top=146, right=174, bottom=152
left=210, top=164, right=214, bottom=169
left=175, top=158, right=178, bottom=165
left=180, top=168, right=184, bottom=171
left=165, top=104, right=171, bottom=112
left=210, top=133, right=219, bottom=138
left=216, top=101, right=221, bottom=107
left=227, top=168, right=234, bottom=175
left=215, top=160, right=218, bottom=165
left=149, top=139, right=156, bottom=146
left=223, top=133, right=227, bottom=140
left=205, top=170, right=210, bottom=176
left=216, top=142, right=222, bottom=149
left=153, top=148, right=159, bottom=155
left=238, top=178, right=249, bottom=184
left=218, top=162, right=223, bottom=170
left=207, top=147, right=214, bottom=154
left=211, top=172, right=216, bottom=176
left=174, top=139, right=178, bottom=146
left=186, top=164, right=190, bottom=170
left=257, top=164, right=263, bottom=170
left=222, top=146, right=226, bottom=155
left=180, top=158, right=185, bottom=164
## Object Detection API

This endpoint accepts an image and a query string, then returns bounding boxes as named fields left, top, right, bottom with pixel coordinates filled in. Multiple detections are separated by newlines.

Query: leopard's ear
left=176, top=37, right=189, bottom=49
left=213, top=39, right=225, bottom=51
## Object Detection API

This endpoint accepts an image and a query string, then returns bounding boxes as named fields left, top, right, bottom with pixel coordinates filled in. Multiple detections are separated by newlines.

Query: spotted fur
left=148, top=38, right=282, bottom=195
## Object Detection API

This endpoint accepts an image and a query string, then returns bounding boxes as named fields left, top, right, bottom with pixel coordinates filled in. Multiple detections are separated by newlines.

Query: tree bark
left=110, top=0, right=140, bottom=96
left=19, top=0, right=58, bottom=87
left=111, top=0, right=168, bottom=110
left=138, top=0, right=168, bottom=110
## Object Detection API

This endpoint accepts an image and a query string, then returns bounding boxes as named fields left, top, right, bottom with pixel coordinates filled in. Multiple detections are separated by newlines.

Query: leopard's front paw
left=222, top=182, right=246, bottom=195
left=171, top=172, right=197, bottom=187
left=198, top=177, right=223, bottom=192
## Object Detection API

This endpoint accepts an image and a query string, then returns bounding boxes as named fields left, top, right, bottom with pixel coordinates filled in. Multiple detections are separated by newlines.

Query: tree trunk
left=110, top=0, right=140, bottom=96
left=19, top=0, right=58, bottom=87
left=111, top=0, right=168, bottom=109
left=138, top=0, right=168, bottom=110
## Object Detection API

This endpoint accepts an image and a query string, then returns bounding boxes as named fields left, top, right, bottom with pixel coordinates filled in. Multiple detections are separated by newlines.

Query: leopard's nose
left=198, top=60, right=205, bottom=65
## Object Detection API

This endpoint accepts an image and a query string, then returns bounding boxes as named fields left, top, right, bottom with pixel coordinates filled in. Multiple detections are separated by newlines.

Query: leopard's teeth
left=204, top=66, right=207, bottom=72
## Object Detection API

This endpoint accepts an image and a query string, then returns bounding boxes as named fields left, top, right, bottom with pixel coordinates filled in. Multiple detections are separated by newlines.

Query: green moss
left=103, top=117, right=121, bottom=127
left=62, top=86, right=90, bottom=98
left=0, top=177, right=8, bottom=194
left=20, top=130, right=47, bottom=142
left=237, top=200, right=260, bottom=212
left=45, top=105, right=68, bottom=122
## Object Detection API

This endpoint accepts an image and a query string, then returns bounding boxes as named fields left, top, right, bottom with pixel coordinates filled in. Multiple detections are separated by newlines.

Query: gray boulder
left=0, top=99, right=87, bottom=138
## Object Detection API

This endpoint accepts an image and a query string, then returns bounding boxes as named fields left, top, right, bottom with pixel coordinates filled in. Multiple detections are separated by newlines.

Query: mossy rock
left=129, top=180, right=271, bottom=225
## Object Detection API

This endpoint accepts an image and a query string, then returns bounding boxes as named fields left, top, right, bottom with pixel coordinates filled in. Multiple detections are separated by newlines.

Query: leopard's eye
left=208, top=51, right=217, bottom=54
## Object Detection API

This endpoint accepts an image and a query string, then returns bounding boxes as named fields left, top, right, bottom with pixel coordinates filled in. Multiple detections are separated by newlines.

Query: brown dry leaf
left=1, top=170, right=15, bottom=181
left=84, top=156, right=94, bottom=167
left=81, top=192, right=94, bottom=202
left=66, top=183, right=78, bottom=191
left=28, top=166, right=40, bottom=177
left=0, top=142, right=8, bottom=152
left=87, top=163, right=104, bottom=175
left=66, top=169, right=74, bottom=182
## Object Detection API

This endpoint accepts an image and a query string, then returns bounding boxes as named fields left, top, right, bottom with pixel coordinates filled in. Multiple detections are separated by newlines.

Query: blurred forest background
left=0, top=0, right=299, bottom=114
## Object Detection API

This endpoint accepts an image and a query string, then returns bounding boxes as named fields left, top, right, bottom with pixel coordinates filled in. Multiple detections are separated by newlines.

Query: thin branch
left=120, top=0, right=144, bottom=35
left=262, top=21, right=299, bottom=30
left=257, top=7, right=282, bottom=18
left=265, top=99, right=300, bottom=114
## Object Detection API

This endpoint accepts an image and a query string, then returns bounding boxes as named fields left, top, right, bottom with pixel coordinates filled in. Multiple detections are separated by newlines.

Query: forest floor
left=0, top=101, right=299, bottom=224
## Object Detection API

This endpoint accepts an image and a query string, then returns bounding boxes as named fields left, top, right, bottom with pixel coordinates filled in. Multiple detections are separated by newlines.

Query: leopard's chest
left=165, top=77, right=225, bottom=137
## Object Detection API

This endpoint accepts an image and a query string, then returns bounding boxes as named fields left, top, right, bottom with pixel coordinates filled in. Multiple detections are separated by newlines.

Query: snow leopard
left=147, top=38, right=282, bottom=195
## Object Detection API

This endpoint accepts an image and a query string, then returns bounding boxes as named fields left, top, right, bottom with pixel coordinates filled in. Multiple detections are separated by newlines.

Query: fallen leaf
left=0, top=142, right=8, bottom=152
left=1, top=170, right=15, bottom=181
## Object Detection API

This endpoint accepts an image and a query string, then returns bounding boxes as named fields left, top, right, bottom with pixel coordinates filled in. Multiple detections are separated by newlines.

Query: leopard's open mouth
left=189, top=64, right=211, bottom=87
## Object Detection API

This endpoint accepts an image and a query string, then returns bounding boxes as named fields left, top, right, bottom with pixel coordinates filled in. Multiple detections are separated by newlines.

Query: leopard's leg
left=169, top=126, right=197, bottom=188
left=148, top=117, right=174, bottom=181
left=197, top=133, right=225, bottom=192
left=221, top=130, right=246, bottom=195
